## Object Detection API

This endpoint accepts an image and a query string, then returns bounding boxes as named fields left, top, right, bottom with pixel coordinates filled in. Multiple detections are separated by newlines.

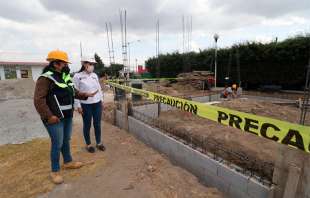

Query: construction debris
left=177, top=71, right=214, bottom=90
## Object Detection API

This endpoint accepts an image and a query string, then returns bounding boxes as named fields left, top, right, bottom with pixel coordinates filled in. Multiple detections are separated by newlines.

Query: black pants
left=81, top=101, right=102, bottom=145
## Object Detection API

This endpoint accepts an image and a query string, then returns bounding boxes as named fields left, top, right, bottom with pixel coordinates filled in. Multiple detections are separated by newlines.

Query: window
left=4, top=66, right=17, bottom=79
left=20, top=68, right=32, bottom=78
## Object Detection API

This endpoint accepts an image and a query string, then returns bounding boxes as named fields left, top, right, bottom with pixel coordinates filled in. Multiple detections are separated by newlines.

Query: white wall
left=0, top=66, right=5, bottom=80
left=31, top=66, right=43, bottom=81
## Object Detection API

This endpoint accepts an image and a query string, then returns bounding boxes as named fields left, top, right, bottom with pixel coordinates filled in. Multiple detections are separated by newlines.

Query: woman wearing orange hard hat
left=34, top=50, right=97, bottom=184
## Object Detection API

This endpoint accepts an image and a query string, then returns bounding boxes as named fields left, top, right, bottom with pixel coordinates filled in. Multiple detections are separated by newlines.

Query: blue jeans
left=81, top=101, right=102, bottom=145
left=44, top=117, right=73, bottom=172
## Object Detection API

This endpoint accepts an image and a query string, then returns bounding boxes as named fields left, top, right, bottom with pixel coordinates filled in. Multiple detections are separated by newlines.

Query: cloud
left=0, top=0, right=309, bottom=68
left=208, top=0, right=310, bottom=18
left=0, top=0, right=48, bottom=22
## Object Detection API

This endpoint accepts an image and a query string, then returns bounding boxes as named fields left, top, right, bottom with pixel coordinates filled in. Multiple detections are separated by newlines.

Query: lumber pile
left=176, top=71, right=214, bottom=90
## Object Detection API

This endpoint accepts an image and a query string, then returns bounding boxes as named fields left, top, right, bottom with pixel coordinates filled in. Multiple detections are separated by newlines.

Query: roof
left=0, top=61, right=47, bottom=67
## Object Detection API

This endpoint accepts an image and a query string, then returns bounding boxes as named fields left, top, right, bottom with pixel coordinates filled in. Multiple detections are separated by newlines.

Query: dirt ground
left=217, top=98, right=307, bottom=124
left=0, top=79, right=35, bottom=100
left=143, top=81, right=219, bottom=97
left=0, top=115, right=223, bottom=198
left=157, top=98, right=310, bottom=180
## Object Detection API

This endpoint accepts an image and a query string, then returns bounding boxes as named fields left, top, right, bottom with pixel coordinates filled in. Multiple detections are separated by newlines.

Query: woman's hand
left=77, top=107, right=83, bottom=115
left=47, top=115, right=60, bottom=124
left=86, top=90, right=98, bottom=97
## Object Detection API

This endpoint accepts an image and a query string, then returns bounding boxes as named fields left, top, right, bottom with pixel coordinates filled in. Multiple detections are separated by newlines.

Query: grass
left=0, top=134, right=105, bottom=198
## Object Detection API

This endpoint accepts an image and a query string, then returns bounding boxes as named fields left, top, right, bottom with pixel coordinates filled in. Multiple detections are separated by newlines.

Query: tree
left=109, top=63, right=124, bottom=77
left=94, top=53, right=106, bottom=77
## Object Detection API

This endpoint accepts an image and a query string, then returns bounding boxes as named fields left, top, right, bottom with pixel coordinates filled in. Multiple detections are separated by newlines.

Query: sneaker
left=86, top=145, right=95, bottom=153
left=96, top=143, right=106, bottom=151
left=63, top=161, right=83, bottom=169
left=50, top=172, right=64, bottom=184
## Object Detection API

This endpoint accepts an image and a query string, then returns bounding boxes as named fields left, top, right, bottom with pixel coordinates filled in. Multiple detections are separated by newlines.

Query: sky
left=0, top=0, right=309, bottom=72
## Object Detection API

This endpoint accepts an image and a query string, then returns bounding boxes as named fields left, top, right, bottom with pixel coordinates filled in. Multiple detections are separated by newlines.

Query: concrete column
left=120, top=99, right=129, bottom=131
left=0, top=66, right=5, bottom=80
left=272, top=145, right=310, bottom=198
left=16, top=66, right=21, bottom=79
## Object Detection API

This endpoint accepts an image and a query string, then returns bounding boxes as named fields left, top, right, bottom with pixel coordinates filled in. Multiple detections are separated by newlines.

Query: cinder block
left=227, top=184, right=249, bottom=198
left=247, top=177, right=271, bottom=198
left=217, top=163, right=250, bottom=193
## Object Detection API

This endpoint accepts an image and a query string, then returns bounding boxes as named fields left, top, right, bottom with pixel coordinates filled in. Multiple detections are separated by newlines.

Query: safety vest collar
left=41, top=71, right=72, bottom=89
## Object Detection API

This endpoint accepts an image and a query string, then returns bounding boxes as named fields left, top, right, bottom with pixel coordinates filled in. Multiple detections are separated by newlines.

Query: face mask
left=86, top=65, right=94, bottom=73
left=61, top=65, right=70, bottom=74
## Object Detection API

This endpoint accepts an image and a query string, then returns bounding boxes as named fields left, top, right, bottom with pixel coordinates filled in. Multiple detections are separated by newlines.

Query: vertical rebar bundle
left=156, top=20, right=160, bottom=78
left=120, top=9, right=128, bottom=77
left=300, top=58, right=310, bottom=125
left=106, top=22, right=112, bottom=65
left=182, top=15, right=193, bottom=73
left=109, top=22, right=115, bottom=64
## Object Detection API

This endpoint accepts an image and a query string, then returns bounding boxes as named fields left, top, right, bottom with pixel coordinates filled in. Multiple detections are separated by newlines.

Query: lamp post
left=214, top=33, right=219, bottom=88
left=127, top=40, right=141, bottom=71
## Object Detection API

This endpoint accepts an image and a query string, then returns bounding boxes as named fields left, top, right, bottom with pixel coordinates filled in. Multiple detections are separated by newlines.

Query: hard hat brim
left=47, top=58, right=71, bottom=64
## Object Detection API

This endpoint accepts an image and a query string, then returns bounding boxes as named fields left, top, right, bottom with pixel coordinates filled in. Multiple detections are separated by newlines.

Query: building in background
left=0, top=61, right=47, bottom=81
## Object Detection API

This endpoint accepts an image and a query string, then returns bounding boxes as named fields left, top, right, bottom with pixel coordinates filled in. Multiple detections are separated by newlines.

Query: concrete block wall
left=191, top=94, right=221, bottom=103
left=115, top=110, right=271, bottom=198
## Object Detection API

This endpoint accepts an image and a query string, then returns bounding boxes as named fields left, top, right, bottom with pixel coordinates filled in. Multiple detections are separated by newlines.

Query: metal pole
left=215, top=41, right=217, bottom=88
left=80, top=41, right=83, bottom=58
left=214, top=33, right=219, bottom=88
left=128, top=42, right=131, bottom=71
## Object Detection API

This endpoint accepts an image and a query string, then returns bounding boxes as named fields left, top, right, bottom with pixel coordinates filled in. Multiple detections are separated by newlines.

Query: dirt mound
left=216, top=98, right=306, bottom=124
left=0, top=79, right=35, bottom=100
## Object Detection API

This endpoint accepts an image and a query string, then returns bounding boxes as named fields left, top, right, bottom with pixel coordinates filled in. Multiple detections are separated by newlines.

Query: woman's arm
left=33, top=77, right=54, bottom=120
left=73, top=74, right=85, bottom=106
left=96, top=75, right=104, bottom=102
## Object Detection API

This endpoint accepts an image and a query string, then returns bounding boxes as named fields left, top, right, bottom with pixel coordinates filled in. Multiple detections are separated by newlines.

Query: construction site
left=0, top=71, right=310, bottom=198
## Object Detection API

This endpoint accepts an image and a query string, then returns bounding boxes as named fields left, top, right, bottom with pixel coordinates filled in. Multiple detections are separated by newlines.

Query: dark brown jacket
left=34, top=76, right=87, bottom=120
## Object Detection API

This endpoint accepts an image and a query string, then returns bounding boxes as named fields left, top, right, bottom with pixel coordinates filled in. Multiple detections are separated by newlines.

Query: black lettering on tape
left=184, top=103, right=190, bottom=112
left=260, top=123, right=280, bottom=141
left=244, top=118, right=259, bottom=135
left=229, top=114, right=242, bottom=129
left=190, top=104, right=198, bottom=115
left=281, top=129, right=305, bottom=151
left=218, top=111, right=229, bottom=123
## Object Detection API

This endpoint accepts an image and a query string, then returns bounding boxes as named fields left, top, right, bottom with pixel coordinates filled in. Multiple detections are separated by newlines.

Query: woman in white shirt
left=73, top=56, right=105, bottom=153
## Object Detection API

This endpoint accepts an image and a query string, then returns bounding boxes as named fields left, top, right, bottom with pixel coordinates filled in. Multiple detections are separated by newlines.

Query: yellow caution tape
left=108, top=78, right=177, bottom=82
left=108, top=81, right=310, bottom=153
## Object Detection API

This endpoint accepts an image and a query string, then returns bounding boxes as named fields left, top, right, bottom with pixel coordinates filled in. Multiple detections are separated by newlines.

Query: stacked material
left=177, top=71, right=214, bottom=90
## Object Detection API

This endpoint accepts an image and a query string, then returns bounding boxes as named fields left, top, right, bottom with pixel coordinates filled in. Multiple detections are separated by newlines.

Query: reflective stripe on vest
left=62, top=73, right=72, bottom=83
left=59, top=104, right=73, bottom=110
left=40, top=71, right=70, bottom=89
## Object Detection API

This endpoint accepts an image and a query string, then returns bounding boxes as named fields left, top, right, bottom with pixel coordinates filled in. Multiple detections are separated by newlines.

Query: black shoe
left=96, top=144, right=106, bottom=151
left=86, top=145, right=95, bottom=153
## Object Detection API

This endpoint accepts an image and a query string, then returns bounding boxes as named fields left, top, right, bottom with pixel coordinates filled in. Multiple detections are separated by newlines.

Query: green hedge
left=145, top=35, right=310, bottom=89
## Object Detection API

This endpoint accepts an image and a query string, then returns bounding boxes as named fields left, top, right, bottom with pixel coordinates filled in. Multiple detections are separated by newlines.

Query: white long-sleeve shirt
left=73, top=71, right=104, bottom=108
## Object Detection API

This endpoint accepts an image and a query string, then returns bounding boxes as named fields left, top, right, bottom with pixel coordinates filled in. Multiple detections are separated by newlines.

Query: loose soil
left=0, top=115, right=223, bottom=198
left=157, top=98, right=310, bottom=181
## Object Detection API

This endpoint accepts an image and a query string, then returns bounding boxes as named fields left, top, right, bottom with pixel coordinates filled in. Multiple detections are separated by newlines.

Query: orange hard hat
left=46, top=50, right=71, bottom=63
